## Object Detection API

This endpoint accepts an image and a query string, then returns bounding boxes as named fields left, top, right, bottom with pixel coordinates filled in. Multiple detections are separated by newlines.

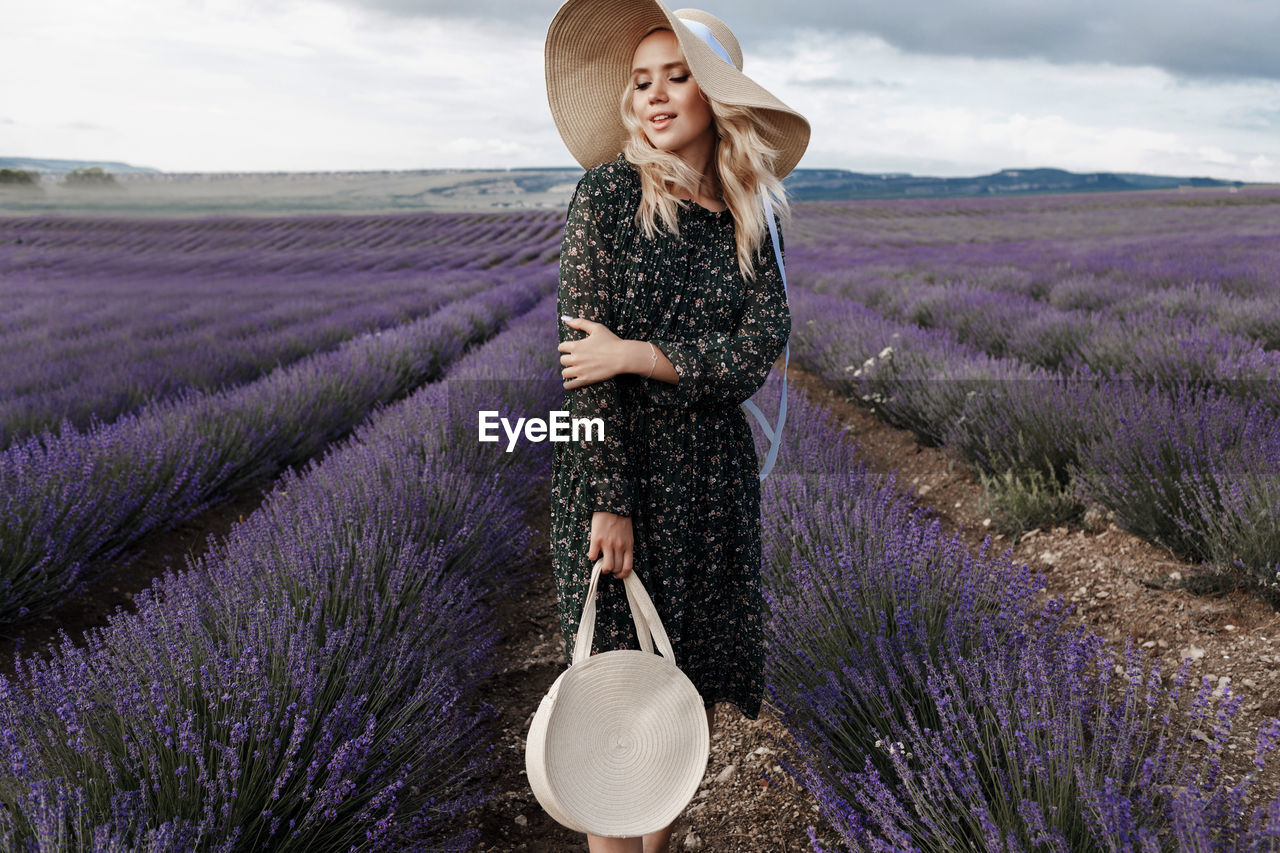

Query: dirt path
left=464, top=497, right=839, bottom=851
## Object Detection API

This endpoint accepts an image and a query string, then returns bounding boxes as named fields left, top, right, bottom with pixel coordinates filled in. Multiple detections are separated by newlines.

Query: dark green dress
left=549, top=154, right=790, bottom=721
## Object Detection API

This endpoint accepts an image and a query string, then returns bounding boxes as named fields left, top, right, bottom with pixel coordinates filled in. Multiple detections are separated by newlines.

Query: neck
left=672, top=134, right=718, bottom=203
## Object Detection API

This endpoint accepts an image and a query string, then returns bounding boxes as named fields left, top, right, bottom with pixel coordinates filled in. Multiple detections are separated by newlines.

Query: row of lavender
left=788, top=285, right=1280, bottom=592
left=789, top=189, right=1280, bottom=387
left=0, top=274, right=551, bottom=626
left=0, top=211, right=564, bottom=279
left=796, top=262, right=1280, bottom=405
left=0, top=297, right=561, bottom=850
left=0, top=272, right=493, bottom=447
left=789, top=186, right=1280, bottom=306
left=0, top=210, right=564, bottom=444
left=754, top=382, right=1280, bottom=849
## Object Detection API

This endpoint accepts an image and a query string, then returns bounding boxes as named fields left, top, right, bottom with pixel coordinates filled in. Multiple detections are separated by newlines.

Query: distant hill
left=781, top=166, right=1247, bottom=201
left=0, top=157, right=162, bottom=175
left=0, top=157, right=1256, bottom=216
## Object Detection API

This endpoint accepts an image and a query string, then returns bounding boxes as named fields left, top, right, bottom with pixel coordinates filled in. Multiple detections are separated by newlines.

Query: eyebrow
left=631, top=61, right=688, bottom=76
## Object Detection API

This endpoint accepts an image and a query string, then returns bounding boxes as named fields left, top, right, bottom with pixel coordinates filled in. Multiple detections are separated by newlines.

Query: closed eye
left=634, top=74, right=691, bottom=91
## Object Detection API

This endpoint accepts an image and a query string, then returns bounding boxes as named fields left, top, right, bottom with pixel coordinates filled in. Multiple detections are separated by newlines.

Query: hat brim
left=545, top=0, right=810, bottom=179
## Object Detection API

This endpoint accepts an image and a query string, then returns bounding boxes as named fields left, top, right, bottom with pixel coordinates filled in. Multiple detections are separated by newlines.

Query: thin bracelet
left=645, top=342, right=659, bottom=379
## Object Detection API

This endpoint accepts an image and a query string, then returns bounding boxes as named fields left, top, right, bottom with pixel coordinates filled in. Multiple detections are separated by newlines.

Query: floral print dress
left=549, top=154, right=790, bottom=721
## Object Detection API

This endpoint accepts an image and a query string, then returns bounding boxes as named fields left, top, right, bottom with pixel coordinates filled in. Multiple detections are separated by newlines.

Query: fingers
left=557, top=343, right=588, bottom=388
left=596, top=541, right=634, bottom=578
left=560, top=315, right=594, bottom=331
left=563, top=373, right=600, bottom=390
left=588, top=530, right=613, bottom=573
left=588, top=512, right=633, bottom=580
left=559, top=352, right=585, bottom=382
left=587, top=537, right=632, bottom=577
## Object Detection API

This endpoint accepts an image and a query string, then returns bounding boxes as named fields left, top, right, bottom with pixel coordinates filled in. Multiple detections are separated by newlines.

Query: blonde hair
left=618, top=35, right=790, bottom=282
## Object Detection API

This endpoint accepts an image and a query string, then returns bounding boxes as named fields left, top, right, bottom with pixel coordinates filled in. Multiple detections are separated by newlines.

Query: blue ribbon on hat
left=680, top=17, right=789, bottom=481
left=678, top=18, right=734, bottom=66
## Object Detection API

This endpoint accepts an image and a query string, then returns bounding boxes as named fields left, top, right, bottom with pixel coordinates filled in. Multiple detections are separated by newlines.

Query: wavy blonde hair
left=618, top=33, right=790, bottom=282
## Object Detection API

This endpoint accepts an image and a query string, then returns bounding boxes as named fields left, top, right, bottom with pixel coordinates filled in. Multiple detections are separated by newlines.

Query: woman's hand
left=589, top=511, right=634, bottom=579
left=559, top=315, right=628, bottom=390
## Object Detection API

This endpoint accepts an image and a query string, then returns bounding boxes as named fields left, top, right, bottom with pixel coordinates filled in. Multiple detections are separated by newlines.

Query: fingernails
left=560, top=314, right=573, bottom=322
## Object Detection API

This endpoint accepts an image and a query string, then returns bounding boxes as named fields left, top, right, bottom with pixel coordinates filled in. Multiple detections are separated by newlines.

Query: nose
left=648, top=80, right=667, bottom=102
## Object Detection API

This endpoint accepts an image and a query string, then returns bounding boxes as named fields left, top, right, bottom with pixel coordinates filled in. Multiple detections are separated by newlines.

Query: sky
left=3, top=0, right=1278, bottom=181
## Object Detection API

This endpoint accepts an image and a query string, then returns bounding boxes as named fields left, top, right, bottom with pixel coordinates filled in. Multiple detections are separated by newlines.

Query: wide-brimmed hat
left=545, top=0, right=810, bottom=179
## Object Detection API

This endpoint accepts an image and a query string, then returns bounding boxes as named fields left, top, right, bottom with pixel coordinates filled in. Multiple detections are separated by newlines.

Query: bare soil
left=463, top=498, right=841, bottom=852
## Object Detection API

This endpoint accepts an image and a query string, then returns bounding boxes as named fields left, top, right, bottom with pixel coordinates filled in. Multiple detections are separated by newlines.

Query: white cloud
left=1, top=0, right=1277, bottom=181
left=754, top=31, right=1280, bottom=181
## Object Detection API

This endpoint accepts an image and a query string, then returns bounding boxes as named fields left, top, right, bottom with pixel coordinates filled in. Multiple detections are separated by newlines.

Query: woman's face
left=630, top=29, right=715, bottom=166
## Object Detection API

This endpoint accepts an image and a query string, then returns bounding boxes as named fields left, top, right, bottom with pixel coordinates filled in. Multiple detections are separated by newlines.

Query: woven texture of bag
left=525, top=560, right=710, bottom=837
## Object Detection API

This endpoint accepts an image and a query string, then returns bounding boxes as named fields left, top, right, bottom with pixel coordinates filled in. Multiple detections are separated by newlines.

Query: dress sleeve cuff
left=644, top=338, right=700, bottom=406
left=588, top=474, right=633, bottom=516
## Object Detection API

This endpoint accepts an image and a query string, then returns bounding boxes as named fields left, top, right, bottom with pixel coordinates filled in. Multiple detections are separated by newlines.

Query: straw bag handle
left=573, top=560, right=677, bottom=666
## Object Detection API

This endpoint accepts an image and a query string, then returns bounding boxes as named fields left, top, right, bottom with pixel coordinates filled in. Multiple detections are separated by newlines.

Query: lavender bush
left=1071, top=380, right=1280, bottom=591
left=789, top=284, right=1280, bottom=590
left=0, top=210, right=564, bottom=445
left=0, top=274, right=549, bottom=626
left=799, top=266, right=1280, bottom=414
left=0, top=298, right=561, bottom=851
left=756, top=390, right=1280, bottom=850
left=788, top=187, right=1280, bottom=309
left=0, top=272, right=495, bottom=448
left=788, top=288, right=1024, bottom=446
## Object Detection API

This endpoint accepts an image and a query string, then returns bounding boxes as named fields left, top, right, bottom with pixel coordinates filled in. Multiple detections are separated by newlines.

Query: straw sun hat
left=545, top=0, right=811, bottom=178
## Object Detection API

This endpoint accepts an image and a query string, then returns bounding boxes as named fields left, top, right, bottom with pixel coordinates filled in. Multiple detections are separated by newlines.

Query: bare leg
left=638, top=704, right=717, bottom=853
left=587, top=837, right=643, bottom=853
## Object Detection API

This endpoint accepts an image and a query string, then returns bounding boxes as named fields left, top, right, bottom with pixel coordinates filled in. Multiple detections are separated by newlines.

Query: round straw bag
left=526, top=560, right=710, bottom=837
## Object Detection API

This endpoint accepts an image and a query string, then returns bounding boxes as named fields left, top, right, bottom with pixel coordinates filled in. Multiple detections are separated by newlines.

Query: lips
left=649, top=113, right=676, bottom=130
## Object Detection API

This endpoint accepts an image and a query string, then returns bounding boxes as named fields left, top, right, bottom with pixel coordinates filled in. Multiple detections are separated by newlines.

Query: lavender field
left=0, top=211, right=563, bottom=444
left=1, top=185, right=1279, bottom=850
left=788, top=185, right=1280, bottom=593
left=0, top=211, right=557, bottom=625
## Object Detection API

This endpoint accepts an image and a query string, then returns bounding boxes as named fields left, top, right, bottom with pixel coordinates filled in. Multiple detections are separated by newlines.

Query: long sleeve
left=559, top=171, right=636, bottom=515
left=644, top=219, right=791, bottom=407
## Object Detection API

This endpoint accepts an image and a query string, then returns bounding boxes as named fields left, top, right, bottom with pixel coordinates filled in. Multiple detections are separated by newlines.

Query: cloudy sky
left=4, top=0, right=1278, bottom=181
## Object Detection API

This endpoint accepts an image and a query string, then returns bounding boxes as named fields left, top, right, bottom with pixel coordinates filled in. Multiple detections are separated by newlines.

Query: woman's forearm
left=622, top=339, right=678, bottom=384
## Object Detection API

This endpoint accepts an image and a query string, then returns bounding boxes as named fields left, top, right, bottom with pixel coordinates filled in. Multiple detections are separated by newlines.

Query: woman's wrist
left=622, top=339, right=651, bottom=376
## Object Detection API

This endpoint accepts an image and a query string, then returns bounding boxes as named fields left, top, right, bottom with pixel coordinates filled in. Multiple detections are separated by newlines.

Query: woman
left=544, top=2, right=809, bottom=850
